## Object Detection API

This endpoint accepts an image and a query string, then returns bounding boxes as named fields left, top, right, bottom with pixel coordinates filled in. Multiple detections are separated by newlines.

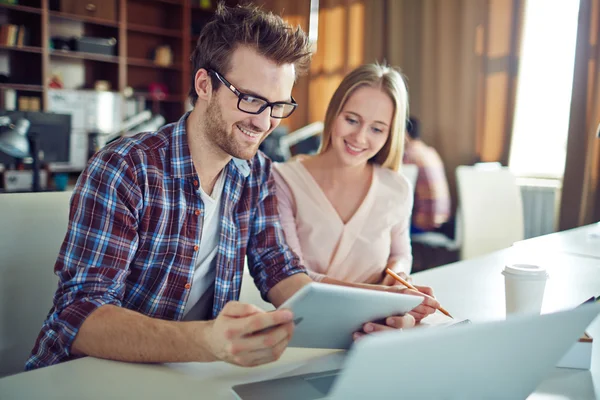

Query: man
left=403, top=117, right=451, bottom=233
left=27, top=4, right=438, bottom=370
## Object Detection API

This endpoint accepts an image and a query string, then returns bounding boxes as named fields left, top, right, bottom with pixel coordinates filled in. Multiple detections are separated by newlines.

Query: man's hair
left=188, top=2, right=312, bottom=106
left=406, top=117, right=420, bottom=139
left=318, top=63, right=409, bottom=172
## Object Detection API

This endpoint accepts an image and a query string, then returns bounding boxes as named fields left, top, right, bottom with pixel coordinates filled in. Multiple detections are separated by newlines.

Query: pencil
left=385, top=268, right=454, bottom=319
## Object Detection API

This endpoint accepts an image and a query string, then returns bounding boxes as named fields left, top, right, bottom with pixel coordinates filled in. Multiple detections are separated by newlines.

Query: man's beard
left=203, top=98, right=264, bottom=160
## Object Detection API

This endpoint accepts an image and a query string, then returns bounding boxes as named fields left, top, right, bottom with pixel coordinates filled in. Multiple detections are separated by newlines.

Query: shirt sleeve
left=26, top=151, right=142, bottom=370
left=246, top=162, right=308, bottom=301
left=271, top=167, right=304, bottom=261
left=271, top=168, right=325, bottom=282
left=412, top=151, right=451, bottom=230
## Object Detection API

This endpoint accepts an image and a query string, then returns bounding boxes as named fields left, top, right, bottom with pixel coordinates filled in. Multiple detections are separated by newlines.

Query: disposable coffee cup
left=502, top=264, right=549, bottom=316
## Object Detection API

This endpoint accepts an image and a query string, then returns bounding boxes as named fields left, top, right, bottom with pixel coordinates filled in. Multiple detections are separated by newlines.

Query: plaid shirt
left=403, top=140, right=451, bottom=231
left=26, top=112, right=306, bottom=370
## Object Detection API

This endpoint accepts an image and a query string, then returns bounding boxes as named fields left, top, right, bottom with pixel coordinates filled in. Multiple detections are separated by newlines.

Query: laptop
left=232, top=303, right=600, bottom=400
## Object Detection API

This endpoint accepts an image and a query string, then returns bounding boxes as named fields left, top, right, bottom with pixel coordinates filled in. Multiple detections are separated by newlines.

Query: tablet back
left=280, top=282, right=423, bottom=349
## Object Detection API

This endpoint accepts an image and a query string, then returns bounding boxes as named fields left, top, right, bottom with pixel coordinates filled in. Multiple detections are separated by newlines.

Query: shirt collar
left=170, top=111, right=251, bottom=179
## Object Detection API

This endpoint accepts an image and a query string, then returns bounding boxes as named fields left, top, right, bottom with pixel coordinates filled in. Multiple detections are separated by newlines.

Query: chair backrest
left=455, top=165, right=524, bottom=260
left=0, top=191, right=72, bottom=377
left=279, top=121, right=324, bottom=160
left=239, top=258, right=275, bottom=312
left=401, top=164, right=419, bottom=195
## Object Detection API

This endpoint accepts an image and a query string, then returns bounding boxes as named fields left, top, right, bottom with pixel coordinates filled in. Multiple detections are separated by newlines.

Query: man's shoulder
left=94, top=123, right=174, bottom=168
left=105, top=125, right=171, bottom=156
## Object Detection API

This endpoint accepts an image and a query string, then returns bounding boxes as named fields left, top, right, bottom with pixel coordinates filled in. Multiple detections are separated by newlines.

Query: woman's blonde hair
left=318, top=63, right=409, bottom=171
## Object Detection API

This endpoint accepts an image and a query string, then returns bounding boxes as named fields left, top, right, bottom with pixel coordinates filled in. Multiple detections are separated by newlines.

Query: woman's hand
left=352, top=279, right=440, bottom=343
left=353, top=313, right=416, bottom=342
left=379, top=271, right=438, bottom=321
left=383, top=284, right=439, bottom=322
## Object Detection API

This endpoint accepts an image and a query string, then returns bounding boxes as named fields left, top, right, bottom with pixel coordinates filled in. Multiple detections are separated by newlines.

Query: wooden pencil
left=385, top=268, right=454, bottom=319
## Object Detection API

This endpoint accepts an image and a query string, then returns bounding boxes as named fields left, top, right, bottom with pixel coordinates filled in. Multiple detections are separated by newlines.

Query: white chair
left=0, top=191, right=72, bottom=377
left=456, top=164, right=524, bottom=260
left=401, top=164, right=418, bottom=195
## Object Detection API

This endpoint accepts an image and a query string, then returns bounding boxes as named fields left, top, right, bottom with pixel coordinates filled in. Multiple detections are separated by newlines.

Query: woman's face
left=329, top=85, right=394, bottom=167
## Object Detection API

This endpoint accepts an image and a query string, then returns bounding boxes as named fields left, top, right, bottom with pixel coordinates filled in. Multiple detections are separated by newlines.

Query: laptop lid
left=329, top=303, right=600, bottom=400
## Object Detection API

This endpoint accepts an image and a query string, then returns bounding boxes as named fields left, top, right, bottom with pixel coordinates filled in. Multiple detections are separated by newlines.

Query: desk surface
left=1, top=246, right=600, bottom=399
left=514, top=223, right=600, bottom=260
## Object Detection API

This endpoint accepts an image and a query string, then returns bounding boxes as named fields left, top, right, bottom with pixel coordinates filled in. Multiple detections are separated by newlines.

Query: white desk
left=514, top=223, right=600, bottom=260
left=1, top=248, right=599, bottom=399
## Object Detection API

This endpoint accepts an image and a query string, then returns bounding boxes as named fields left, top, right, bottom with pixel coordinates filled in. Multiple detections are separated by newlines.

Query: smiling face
left=200, top=45, right=296, bottom=160
left=328, top=85, right=394, bottom=167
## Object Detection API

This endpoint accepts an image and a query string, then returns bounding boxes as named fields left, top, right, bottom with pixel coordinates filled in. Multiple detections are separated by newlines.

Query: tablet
left=278, top=282, right=423, bottom=349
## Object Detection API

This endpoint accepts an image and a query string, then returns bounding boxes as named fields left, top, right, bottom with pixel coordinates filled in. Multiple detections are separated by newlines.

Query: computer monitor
left=0, top=111, right=71, bottom=167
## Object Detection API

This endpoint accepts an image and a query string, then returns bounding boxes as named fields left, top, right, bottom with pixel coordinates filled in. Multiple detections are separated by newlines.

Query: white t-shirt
left=182, top=171, right=226, bottom=320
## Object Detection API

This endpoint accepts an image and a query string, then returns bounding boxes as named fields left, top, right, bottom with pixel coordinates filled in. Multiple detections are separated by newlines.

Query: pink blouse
left=272, top=160, right=413, bottom=283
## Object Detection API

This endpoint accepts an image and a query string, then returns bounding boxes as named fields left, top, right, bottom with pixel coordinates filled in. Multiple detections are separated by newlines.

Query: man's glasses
left=208, top=69, right=297, bottom=119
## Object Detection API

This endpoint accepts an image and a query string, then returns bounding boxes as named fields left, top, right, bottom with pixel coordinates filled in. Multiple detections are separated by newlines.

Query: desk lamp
left=0, top=116, right=43, bottom=192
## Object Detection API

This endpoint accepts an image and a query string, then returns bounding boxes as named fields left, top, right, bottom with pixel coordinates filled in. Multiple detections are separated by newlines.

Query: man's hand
left=203, top=301, right=295, bottom=367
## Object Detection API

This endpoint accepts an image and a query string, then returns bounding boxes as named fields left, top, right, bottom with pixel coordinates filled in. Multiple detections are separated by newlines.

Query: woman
left=273, top=64, right=438, bottom=333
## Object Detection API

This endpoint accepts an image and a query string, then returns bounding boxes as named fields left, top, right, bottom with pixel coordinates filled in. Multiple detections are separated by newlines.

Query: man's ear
left=195, top=68, right=213, bottom=101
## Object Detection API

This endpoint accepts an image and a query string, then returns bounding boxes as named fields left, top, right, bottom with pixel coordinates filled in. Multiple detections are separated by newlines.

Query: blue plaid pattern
left=25, top=112, right=306, bottom=370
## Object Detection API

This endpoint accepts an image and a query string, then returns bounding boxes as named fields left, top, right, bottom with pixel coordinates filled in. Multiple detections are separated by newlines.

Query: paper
left=417, top=313, right=471, bottom=329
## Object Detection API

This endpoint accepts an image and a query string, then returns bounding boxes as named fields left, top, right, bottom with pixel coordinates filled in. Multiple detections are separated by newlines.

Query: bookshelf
left=0, top=0, right=223, bottom=122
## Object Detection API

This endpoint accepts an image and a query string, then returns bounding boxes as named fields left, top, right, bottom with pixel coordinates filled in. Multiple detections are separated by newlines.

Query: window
left=508, top=0, right=581, bottom=179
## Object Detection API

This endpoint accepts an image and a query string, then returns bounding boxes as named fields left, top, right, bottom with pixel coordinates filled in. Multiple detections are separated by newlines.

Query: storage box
left=556, top=333, right=593, bottom=370
left=75, top=37, right=117, bottom=56
left=3, top=170, right=48, bottom=191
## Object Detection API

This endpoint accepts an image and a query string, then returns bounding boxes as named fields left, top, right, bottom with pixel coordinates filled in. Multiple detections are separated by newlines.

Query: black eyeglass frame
left=208, top=69, right=298, bottom=119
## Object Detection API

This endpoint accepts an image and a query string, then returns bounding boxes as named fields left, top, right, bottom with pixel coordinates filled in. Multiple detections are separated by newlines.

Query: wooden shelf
left=49, top=11, right=120, bottom=28
left=127, top=57, right=181, bottom=70
left=147, top=0, right=184, bottom=4
left=128, top=23, right=182, bottom=38
left=0, top=0, right=222, bottom=134
left=0, top=83, right=43, bottom=92
left=133, top=92, right=183, bottom=102
left=0, top=4, right=42, bottom=15
left=51, top=49, right=119, bottom=63
left=0, top=44, right=42, bottom=53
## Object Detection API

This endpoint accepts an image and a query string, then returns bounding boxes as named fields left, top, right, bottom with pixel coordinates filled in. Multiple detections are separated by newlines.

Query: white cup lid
left=502, top=264, right=548, bottom=278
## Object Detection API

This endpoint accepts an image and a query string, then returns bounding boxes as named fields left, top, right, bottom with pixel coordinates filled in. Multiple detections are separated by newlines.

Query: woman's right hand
left=381, top=284, right=440, bottom=322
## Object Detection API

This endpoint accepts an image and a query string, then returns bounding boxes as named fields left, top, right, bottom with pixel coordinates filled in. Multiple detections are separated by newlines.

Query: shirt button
left=193, top=180, right=199, bottom=187
left=195, top=209, right=201, bottom=216
left=184, top=283, right=191, bottom=289
left=194, top=245, right=199, bottom=251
